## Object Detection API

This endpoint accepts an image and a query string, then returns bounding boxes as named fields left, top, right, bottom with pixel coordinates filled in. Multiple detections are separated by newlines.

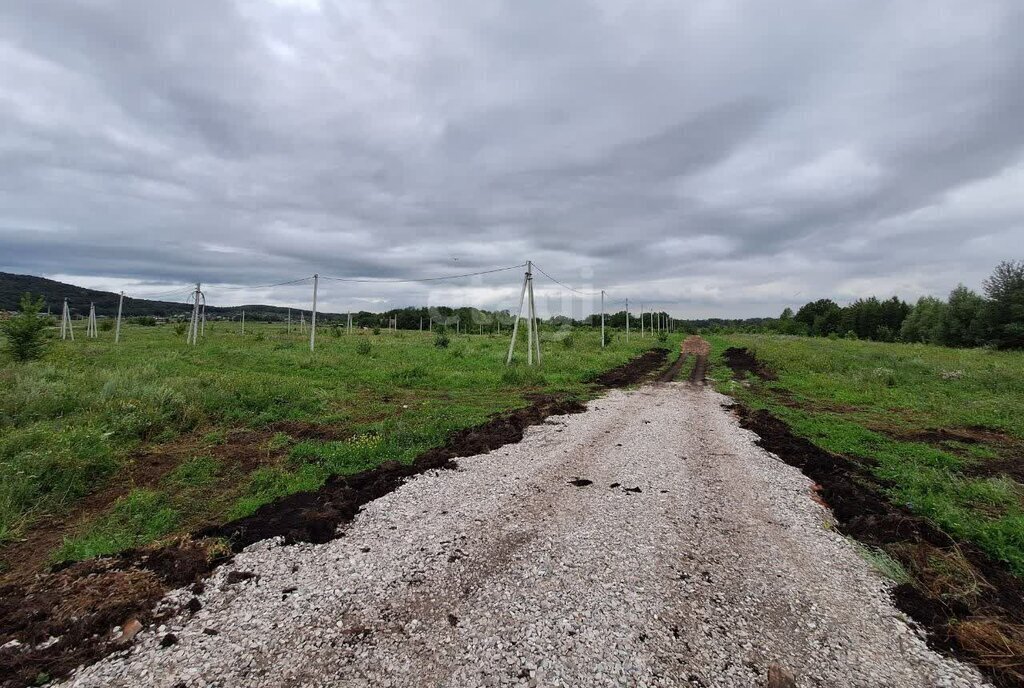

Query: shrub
left=561, top=334, right=576, bottom=349
left=174, top=322, right=188, bottom=336
left=331, top=324, right=342, bottom=337
left=131, top=316, right=157, bottom=326
left=356, top=338, right=372, bottom=356
left=1, top=293, right=49, bottom=362
left=603, top=331, right=615, bottom=346
left=434, top=331, right=450, bottom=348
left=372, top=327, right=381, bottom=335
left=657, top=331, right=667, bottom=343
left=99, top=319, right=114, bottom=332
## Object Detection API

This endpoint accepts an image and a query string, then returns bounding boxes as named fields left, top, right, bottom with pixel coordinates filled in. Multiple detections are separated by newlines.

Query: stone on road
left=64, top=383, right=988, bottom=687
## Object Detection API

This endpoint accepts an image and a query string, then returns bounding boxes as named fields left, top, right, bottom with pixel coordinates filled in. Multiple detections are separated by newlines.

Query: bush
left=434, top=331, right=450, bottom=349
left=356, top=339, right=372, bottom=356
left=656, top=331, right=667, bottom=343
left=131, top=316, right=157, bottom=326
left=1, top=294, right=49, bottom=362
left=174, top=322, right=188, bottom=336
left=603, top=331, right=615, bottom=346
left=99, top=319, right=114, bottom=332
left=561, top=333, right=576, bottom=348
left=331, top=324, right=342, bottom=337
left=372, top=327, right=381, bottom=335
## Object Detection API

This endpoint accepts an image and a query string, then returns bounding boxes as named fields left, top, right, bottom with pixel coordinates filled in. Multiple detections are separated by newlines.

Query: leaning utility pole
left=115, top=291, right=124, bottom=344
left=187, top=283, right=202, bottom=345
left=86, top=302, right=97, bottom=338
left=506, top=261, right=540, bottom=365
left=61, top=298, right=74, bottom=341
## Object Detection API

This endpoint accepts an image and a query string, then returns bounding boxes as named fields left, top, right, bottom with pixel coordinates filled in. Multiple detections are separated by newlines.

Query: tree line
left=736, top=260, right=1024, bottom=350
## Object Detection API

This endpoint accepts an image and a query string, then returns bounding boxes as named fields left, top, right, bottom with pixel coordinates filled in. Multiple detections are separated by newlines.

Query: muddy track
left=655, top=353, right=708, bottom=384
left=0, top=347, right=670, bottom=688
left=723, top=348, right=1024, bottom=688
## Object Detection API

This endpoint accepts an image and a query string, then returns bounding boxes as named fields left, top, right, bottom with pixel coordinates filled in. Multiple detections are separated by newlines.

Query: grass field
left=0, top=322, right=657, bottom=570
left=707, top=334, right=1024, bottom=576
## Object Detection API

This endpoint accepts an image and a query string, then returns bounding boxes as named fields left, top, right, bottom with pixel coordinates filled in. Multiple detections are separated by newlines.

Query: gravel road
left=63, top=382, right=989, bottom=687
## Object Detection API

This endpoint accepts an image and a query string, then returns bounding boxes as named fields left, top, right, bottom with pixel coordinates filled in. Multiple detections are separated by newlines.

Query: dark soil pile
left=722, top=346, right=777, bottom=380
left=594, top=348, right=669, bottom=386
left=0, top=540, right=224, bottom=688
left=199, top=394, right=587, bottom=550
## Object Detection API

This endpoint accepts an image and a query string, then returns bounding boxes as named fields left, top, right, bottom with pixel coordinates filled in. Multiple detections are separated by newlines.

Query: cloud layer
left=2, top=0, right=1022, bottom=316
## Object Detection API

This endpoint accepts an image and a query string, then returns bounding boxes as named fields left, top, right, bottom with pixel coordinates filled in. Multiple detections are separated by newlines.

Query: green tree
left=982, top=260, right=1024, bottom=349
left=879, top=296, right=911, bottom=336
left=940, top=284, right=987, bottom=347
left=1, top=293, right=49, bottom=361
left=777, top=307, right=805, bottom=335
left=900, top=296, right=946, bottom=344
left=795, top=299, right=841, bottom=337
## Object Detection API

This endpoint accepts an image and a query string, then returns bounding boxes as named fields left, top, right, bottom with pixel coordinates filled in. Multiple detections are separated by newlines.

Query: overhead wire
left=213, top=276, right=314, bottom=291
left=530, top=263, right=601, bottom=296
left=320, top=263, right=526, bottom=284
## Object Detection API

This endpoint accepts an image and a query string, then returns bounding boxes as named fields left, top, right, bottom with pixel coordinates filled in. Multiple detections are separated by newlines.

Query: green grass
left=707, top=334, right=1024, bottom=576
left=54, top=489, right=180, bottom=561
left=1, top=322, right=656, bottom=565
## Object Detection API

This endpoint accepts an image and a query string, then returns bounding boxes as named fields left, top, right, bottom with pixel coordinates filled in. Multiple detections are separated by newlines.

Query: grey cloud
left=1, top=0, right=1023, bottom=318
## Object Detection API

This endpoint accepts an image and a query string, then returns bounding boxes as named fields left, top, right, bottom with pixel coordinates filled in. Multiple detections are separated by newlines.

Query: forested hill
left=0, top=272, right=317, bottom=319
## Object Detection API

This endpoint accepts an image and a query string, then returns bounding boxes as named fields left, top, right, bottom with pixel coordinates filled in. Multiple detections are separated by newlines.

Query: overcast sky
left=1, top=1, right=1022, bottom=317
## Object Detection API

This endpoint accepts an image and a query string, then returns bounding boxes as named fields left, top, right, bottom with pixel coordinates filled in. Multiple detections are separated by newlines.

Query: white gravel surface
left=63, top=382, right=989, bottom=687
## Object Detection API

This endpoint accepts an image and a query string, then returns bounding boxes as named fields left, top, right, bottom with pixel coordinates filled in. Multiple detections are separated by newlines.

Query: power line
left=213, top=276, right=314, bottom=291
left=321, top=263, right=526, bottom=284
left=530, top=263, right=601, bottom=296
left=126, top=288, right=195, bottom=302
left=124, top=285, right=195, bottom=300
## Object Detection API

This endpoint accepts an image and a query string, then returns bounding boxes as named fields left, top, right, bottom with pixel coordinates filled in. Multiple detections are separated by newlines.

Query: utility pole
left=506, top=260, right=540, bottom=366
left=87, top=302, right=97, bottom=338
left=528, top=263, right=540, bottom=364
left=625, top=298, right=629, bottom=342
left=187, top=283, right=201, bottom=345
left=61, top=298, right=73, bottom=340
left=600, top=290, right=605, bottom=348
left=309, top=273, right=318, bottom=352
left=115, top=291, right=124, bottom=344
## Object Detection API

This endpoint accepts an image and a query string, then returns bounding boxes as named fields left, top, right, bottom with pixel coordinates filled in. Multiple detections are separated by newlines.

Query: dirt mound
left=0, top=539, right=223, bottom=688
left=201, top=394, right=587, bottom=550
left=723, top=347, right=777, bottom=381
left=0, top=349, right=666, bottom=687
left=680, top=335, right=710, bottom=357
left=594, top=348, right=669, bottom=387
left=733, top=405, right=1024, bottom=688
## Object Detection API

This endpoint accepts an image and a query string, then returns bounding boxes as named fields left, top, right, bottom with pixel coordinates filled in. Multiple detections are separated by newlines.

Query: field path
left=64, top=382, right=988, bottom=687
